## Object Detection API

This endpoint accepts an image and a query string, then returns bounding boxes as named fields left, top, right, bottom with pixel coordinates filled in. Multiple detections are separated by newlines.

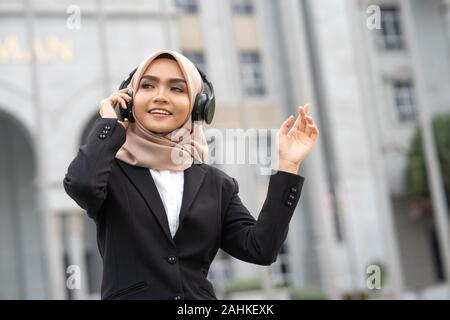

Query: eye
left=171, top=87, right=184, bottom=93
left=141, top=83, right=154, bottom=89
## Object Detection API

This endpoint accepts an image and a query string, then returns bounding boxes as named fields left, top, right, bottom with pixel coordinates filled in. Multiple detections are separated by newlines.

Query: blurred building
left=0, top=0, right=449, bottom=299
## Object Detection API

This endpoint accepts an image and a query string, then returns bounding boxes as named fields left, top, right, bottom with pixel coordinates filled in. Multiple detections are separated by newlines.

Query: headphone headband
left=119, top=67, right=138, bottom=91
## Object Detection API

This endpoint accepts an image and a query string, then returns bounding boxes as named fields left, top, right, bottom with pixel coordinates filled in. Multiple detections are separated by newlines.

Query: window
left=392, top=80, right=416, bottom=122
left=239, top=51, right=265, bottom=96
left=231, top=0, right=254, bottom=14
left=182, top=51, right=206, bottom=73
left=379, top=6, right=404, bottom=50
left=174, top=0, right=198, bottom=14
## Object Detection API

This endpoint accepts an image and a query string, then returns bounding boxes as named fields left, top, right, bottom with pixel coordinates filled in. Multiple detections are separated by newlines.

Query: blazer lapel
left=116, top=160, right=174, bottom=244
left=173, top=164, right=206, bottom=239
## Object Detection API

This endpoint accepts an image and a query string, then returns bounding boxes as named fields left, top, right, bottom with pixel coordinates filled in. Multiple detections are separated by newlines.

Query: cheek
left=174, top=96, right=190, bottom=118
left=132, top=94, right=148, bottom=114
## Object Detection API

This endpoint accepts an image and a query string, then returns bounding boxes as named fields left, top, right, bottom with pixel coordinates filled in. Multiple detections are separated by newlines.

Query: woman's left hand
left=277, top=104, right=319, bottom=174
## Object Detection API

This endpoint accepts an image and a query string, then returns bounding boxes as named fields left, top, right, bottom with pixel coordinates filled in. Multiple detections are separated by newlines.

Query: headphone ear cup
left=203, top=97, right=215, bottom=124
left=116, top=67, right=137, bottom=123
left=127, top=89, right=135, bottom=123
left=192, top=93, right=207, bottom=122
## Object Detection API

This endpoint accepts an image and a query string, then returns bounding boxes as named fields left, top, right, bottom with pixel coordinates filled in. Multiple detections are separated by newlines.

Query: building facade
left=0, top=0, right=449, bottom=299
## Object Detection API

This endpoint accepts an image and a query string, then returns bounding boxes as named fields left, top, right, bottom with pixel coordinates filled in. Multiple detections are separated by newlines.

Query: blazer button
left=286, top=201, right=293, bottom=207
left=102, top=129, right=109, bottom=134
left=174, top=295, right=182, bottom=300
left=104, top=125, right=111, bottom=130
left=167, top=256, right=177, bottom=264
left=288, top=194, right=295, bottom=200
left=99, top=134, right=106, bottom=139
left=290, top=186, right=298, bottom=193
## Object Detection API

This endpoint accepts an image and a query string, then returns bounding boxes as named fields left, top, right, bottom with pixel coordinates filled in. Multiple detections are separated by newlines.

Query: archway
left=0, top=111, right=46, bottom=298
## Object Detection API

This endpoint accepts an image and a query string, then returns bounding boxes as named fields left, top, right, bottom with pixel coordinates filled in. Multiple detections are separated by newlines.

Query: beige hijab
left=115, top=50, right=209, bottom=171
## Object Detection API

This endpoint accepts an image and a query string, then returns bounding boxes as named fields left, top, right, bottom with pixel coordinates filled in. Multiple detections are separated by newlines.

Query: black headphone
left=115, top=65, right=215, bottom=124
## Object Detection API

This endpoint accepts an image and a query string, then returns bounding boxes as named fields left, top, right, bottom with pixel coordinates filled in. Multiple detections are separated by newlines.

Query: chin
left=137, top=114, right=184, bottom=134
left=145, top=126, right=170, bottom=134
left=143, top=122, right=175, bottom=134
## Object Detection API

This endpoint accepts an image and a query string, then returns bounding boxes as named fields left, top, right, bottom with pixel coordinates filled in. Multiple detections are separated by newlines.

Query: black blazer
left=63, top=118, right=305, bottom=300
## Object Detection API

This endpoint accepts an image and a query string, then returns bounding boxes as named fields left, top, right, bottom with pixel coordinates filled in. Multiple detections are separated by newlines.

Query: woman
left=63, top=49, right=319, bottom=300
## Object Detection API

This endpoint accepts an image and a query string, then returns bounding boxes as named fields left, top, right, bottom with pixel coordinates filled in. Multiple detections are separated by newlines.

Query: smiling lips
left=148, top=108, right=173, bottom=119
left=148, top=108, right=173, bottom=115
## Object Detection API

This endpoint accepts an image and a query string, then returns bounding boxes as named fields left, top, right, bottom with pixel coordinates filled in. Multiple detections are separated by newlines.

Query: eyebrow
left=140, top=75, right=187, bottom=85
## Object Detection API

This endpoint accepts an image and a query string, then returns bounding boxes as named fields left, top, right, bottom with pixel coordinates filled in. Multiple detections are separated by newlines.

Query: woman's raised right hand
left=98, top=88, right=132, bottom=129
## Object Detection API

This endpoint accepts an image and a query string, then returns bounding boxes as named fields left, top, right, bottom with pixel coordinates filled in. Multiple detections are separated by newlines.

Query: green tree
left=405, top=114, right=450, bottom=217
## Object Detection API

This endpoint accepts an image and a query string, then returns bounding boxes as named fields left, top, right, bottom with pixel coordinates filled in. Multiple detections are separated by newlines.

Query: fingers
left=113, top=93, right=132, bottom=109
left=294, top=104, right=308, bottom=131
left=310, top=127, right=319, bottom=140
left=115, top=92, right=132, bottom=102
left=118, top=119, right=129, bottom=129
left=293, top=103, right=319, bottom=138
left=305, top=124, right=314, bottom=136
left=279, top=115, right=295, bottom=135
left=298, top=103, right=309, bottom=116
left=281, top=103, right=320, bottom=142
left=305, top=115, right=314, bottom=126
left=304, top=104, right=310, bottom=114
left=114, top=95, right=128, bottom=110
left=307, top=124, right=319, bottom=139
left=304, top=110, right=319, bottom=138
left=99, top=90, right=132, bottom=119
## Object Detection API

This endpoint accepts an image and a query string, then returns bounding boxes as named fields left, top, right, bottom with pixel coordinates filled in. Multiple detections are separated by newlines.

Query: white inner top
left=149, top=169, right=184, bottom=238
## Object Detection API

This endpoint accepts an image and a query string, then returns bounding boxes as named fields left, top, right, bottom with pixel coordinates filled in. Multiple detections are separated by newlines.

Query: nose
left=153, top=88, right=169, bottom=104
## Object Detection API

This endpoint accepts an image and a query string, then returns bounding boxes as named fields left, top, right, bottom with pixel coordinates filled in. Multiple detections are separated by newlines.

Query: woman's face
left=133, top=58, right=190, bottom=134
